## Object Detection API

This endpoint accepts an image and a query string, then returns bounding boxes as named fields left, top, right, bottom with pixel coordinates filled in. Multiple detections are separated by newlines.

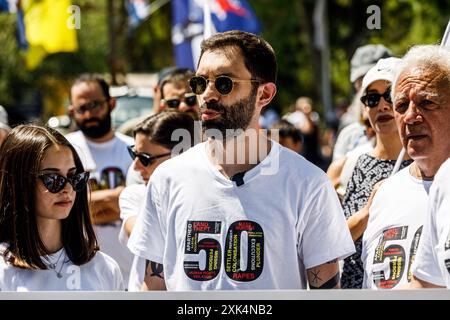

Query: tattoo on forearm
left=145, top=260, right=164, bottom=279
left=310, top=269, right=322, bottom=284
left=310, top=272, right=340, bottom=289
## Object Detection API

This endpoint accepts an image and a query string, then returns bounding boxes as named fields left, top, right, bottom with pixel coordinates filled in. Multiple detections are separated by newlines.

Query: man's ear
left=109, top=97, right=116, bottom=111
left=257, top=82, right=277, bottom=109
left=68, top=105, right=75, bottom=117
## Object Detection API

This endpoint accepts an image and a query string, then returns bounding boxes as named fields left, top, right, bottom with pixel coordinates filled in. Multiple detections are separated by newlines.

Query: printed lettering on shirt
left=89, top=166, right=126, bottom=190
left=372, top=225, right=423, bottom=288
left=184, top=220, right=264, bottom=282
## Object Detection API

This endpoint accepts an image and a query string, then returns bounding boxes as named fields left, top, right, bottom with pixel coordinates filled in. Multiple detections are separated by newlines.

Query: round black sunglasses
left=189, top=75, right=260, bottom=96
left=162, top=93, right=197, bottom=109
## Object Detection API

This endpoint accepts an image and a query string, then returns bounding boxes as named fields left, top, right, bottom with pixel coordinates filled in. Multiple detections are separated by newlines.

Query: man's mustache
left=82, top=118, right=101, bottom=126
left=201, top=102, right=225, bottom=113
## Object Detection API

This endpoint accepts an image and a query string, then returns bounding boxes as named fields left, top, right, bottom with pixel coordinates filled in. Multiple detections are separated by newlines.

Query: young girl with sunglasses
left=0, top=124, right=124, bottom=291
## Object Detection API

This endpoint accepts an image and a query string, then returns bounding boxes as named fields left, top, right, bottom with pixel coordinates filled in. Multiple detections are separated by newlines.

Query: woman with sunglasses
left=0, top=124, right=124, bottom=291
left=119, top=110, right=197, bottom=290
left=340, top=57, right=412, bottom=289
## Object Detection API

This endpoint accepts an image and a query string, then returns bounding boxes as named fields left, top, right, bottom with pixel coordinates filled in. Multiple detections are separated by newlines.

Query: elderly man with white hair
left=361, top=45, right=450, bottom=289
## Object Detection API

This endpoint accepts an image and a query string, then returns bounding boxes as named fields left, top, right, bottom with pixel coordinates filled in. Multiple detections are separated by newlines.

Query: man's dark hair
left=270, top=120, right=303, bottom=143
left=199, top=30, right=277, bottom=84
left=70, top=74, right=111, bottom=102
left=159, top=68, right=195, bottom=99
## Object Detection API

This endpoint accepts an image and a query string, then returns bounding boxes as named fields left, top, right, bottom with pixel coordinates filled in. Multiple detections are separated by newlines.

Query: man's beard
left=76, top=113, right=112, bottom=139
left=201, top=86, right=257, bottom=140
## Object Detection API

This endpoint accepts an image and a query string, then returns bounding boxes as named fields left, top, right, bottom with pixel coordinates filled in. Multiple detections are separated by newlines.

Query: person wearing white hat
left=340, top=57, right=412, bottom=289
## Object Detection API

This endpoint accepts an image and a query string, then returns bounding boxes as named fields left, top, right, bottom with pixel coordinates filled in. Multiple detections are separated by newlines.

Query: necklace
left=45, top=249, right=66, bottom=279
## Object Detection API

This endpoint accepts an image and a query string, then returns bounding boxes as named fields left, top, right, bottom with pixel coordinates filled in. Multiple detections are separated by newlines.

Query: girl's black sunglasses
left=38, top=172, right=90, bottom=193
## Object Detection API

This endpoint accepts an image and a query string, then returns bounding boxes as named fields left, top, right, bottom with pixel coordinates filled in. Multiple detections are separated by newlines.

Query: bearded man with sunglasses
left=128, top=31, right=355, bottom=291
left=66, top=74, right=134, bottom=287
left=159, top=68, right=200, bottom=120
left=361, top=45, right=450, bottom=289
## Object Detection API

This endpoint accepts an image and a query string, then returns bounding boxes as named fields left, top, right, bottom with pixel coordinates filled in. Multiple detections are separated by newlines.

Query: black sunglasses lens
left=70, top=172, right=89, bottom=192
left=138, top=155, right=151, bottom=167
left=384, top=90, right=392, bottom=103
left=190, top=77, right=207, bottom=95
left=41, top=174, right=66, bottom=193
left=215, top=76, right=233, bottom=95
left=185, top=95, right=197, bottom=106
left=366, top=94, right=381, bottom=108
left=166, top=99, right=181, bottom=108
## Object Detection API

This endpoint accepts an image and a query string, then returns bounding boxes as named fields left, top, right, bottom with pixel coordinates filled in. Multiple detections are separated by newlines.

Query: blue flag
left=0, top=0, right=11, bottom=12
left=126, top=0, right=151, bottom=29
left=172, top=0, right=261, bottom=70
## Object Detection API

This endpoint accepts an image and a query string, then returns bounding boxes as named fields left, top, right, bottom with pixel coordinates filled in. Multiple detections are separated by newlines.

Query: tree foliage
left=0, top=0, right=448, bottom=122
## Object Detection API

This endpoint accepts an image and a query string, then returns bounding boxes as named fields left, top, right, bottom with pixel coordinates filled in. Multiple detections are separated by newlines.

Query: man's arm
left=307, top=259, right=341, bottom=289
left=89, top=186, right=124, bottom=224
left=407, top=275, right=444, bottom=289
left=141, top=260, right=167, bottom=291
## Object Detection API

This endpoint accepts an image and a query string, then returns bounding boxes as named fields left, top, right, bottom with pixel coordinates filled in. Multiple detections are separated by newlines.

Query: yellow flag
left=22, top=0, right=78, bottom=69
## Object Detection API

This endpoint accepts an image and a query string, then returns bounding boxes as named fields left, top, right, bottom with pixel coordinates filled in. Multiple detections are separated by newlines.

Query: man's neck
left=84, top=130, right=115, bottom=143
left=410, top=161, right=435, bottom=181
left=206, top=131, right=271, bottom=179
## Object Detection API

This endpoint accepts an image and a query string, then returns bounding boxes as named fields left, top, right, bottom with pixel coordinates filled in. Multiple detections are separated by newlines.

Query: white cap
left=360, top=57, right=401, bottom=95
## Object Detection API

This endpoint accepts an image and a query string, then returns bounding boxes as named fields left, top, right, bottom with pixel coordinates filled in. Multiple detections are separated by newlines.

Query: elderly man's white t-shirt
left=412, top=158, right=450, bottom=287
left=362, top=166, right=432, bottom=289
left=128, top=141, right=355, bottom=290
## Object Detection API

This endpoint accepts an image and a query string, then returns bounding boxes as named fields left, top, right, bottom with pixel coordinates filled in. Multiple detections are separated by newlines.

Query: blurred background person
left=66, top=74, right=134, bottom=287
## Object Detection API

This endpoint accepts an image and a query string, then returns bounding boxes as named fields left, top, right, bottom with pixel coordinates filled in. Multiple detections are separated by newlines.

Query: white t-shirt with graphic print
left=0, top=245, right=124, bottom=291
left=362, top=165, right=432, bottom=289
left=412, top=158, right=450, bottom=287
left=66, top=130, right=134, bottom=286
left=128, top=141, right=355, bottom=290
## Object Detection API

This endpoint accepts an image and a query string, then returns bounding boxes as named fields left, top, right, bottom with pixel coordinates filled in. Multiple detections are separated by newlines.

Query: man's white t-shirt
left=128, top=141, right=355, bottom=290
left=0, top=246, right=124, bottom=291
left=362, top=165, right=432, bottom=289
left=66, top=130, right=134, bottom=285
left=412, top=158, right=450, bottom=287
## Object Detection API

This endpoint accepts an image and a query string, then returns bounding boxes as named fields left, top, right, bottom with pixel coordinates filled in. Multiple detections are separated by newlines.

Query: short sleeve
left=412, top=185, right=446, bottom=286
left=299, top=180, right=355, bottom=269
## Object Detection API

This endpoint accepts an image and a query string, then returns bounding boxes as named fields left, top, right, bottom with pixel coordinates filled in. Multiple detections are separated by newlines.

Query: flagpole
left=203, top=0, right=213, bottom=39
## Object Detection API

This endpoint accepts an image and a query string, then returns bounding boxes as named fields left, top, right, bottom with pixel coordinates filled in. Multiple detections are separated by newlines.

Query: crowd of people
left=0, top=30, right=449, bottom=291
